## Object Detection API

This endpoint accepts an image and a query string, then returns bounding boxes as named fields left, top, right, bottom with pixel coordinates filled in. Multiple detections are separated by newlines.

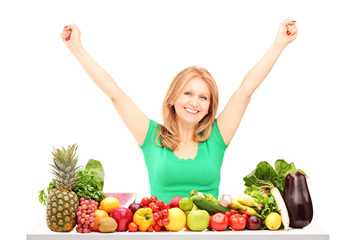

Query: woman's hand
left=274, top=19, right=298, bottom=47
left=60, top=23, right=82, bottom=49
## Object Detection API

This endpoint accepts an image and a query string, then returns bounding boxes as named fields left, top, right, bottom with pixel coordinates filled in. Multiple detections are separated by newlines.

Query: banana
left=229, top=197, right=247, bottom=211
left=237, top=194, right=264, bottom=211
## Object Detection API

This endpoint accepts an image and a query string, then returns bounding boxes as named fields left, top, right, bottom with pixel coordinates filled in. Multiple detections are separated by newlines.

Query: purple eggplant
left=284, top=170, right=313, bottom=228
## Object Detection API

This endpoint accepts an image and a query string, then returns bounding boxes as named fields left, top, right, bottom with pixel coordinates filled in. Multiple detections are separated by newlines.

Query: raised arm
left=217, top=19, right=298, bottom=145
left=61, top=24, right=149, bottom=146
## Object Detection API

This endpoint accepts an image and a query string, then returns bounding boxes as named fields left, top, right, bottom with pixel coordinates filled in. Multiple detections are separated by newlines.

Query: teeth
left=185, top=108, right=198, bottom=114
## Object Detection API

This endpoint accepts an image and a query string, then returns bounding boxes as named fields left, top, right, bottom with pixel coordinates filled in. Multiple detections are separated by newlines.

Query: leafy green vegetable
left=274, top=159, right=292, bottom=180
left=38, top=179, right=56, bottom=206
left=38, top=169, right=105, bottom=206
left=245, top=185, right=280, bottom=217
left=85, top=159, right=105, bottom=191
left=73, top=170, right=106, bottom=202
left=245, top=185, right=281, bottom=229
left=243, top=161, right=284, bottom=193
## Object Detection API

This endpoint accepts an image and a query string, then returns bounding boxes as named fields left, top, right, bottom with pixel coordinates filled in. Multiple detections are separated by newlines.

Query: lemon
left=164, top=207, right=187, bottom=231
left=99, top=197, right=119, bottom=213
left=265, top=212, right=282, bottom=230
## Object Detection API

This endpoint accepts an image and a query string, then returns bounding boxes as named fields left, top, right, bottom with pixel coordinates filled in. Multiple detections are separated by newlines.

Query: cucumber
left=191, top=196, right=229, bottom=215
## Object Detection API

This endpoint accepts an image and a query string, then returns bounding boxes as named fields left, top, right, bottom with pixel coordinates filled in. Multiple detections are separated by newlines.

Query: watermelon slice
left=105, top=193, right=137, bottom=207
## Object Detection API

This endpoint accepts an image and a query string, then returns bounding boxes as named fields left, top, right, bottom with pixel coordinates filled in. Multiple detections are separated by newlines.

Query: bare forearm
left=68, top=44, right=119, bottom=100
left=240, top=41, right=286, bottom=95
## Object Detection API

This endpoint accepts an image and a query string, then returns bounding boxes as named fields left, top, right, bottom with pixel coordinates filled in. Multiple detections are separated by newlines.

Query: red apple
left=169, top=196, right=183, bottom=208
left=110, top=207, right=133, bottom=232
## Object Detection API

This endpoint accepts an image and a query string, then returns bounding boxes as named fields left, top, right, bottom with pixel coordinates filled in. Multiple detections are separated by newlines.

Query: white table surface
left=27, top=218, right=329, bottom=240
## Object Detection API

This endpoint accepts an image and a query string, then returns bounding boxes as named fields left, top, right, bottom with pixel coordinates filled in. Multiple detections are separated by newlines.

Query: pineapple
left=46, top=144, right=81, bottom=232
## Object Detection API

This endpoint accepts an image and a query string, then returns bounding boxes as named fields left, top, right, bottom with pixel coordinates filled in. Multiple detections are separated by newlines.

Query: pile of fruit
left=40, top=144, right=313, bottom=233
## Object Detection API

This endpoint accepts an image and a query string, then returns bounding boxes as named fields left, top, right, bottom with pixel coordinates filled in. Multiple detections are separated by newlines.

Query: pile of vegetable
left=242, top=159, right=313, bottom=230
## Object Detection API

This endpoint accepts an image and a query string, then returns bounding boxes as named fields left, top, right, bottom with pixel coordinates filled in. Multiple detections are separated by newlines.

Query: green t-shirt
left=140, top=119, right=228, bottom=203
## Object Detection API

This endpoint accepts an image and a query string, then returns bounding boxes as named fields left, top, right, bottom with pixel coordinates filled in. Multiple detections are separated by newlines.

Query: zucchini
left=191, top=195, right=229, bottom=215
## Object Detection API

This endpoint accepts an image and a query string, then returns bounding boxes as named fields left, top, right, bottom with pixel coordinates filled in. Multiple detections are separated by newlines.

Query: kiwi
left=98, top=217, right=117, bottom=233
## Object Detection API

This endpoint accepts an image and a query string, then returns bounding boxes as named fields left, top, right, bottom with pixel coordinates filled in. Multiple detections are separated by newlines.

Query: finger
left=287, top=25, right=297, bottom=30
left=68, top=23, right=79, bottom=32
left=288, top=28, right=298, bottom=36
left=283, top=19, right=297, bottom=26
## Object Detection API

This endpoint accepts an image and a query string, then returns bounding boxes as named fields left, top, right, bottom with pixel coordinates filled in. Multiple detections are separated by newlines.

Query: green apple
left=186, top=210, right=210, bottom=231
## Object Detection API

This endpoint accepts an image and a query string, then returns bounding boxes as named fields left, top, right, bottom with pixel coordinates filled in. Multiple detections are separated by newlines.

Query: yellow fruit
left=98, top=217, right=117, bottom=233
left=99, top=197, right=120, bottom=213
left=164, top=207, right=186, bottom=231
left=265, top=212, right=282, bottom=230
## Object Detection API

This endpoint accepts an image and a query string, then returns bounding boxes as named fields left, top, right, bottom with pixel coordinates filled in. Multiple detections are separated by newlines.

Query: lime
left=179, top=197, right=193, bottom=211
left=265, top=212, right=282, bottom=230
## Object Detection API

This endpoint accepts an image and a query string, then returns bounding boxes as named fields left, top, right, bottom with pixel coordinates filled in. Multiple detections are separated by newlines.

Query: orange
left=164, top=207, right=186, bottom=231
left=92, top=209, right=109, bottom=231
left=99, top=197, right=120, bottom=213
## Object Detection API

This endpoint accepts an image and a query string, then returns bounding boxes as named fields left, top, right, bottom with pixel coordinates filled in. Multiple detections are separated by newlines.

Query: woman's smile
left=185, top=107, right=199, bottom=114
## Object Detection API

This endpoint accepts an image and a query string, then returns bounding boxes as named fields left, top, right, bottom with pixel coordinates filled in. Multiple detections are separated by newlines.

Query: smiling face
left=173, top=77, right=211, bottom=127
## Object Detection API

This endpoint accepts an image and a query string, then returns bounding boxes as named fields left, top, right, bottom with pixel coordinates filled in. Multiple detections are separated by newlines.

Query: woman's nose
left=189, top=96, right=199, bottom=107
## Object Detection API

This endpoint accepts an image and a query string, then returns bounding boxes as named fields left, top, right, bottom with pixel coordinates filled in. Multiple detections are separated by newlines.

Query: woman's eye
left=200, top=96, right=207, bottom=100
left=184, top=92, right=192, bottom=95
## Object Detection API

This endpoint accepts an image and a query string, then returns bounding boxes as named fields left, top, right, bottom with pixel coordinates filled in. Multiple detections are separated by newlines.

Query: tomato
left=229, top=214, right=246, bottom=231
left=242, top=213, right=248, bottom=220
left=150, top=196, right=158, bottom=202
left=230, top=209, right=237, bottom=215
left=210, top=213, right=229, bottom=231
left=154, top=224, right=161, bottom=232
left=163, top=218, right=170, bottom=225
left=128, top=222, right=138, bottom=232
left=261, top=190, right=269, bottom=195
left=153, top=212, right=160, bottom=221
left=156, top=200, right=164, bottom=208
left=157, top=218, right=164, bottom=227
left=147, top=225, right=154, bottom=232
left=225, top=211, right=232, bottom=219
left=162, top=209, right=169, bottom=217
left=141, top=197, right=150, bottom=206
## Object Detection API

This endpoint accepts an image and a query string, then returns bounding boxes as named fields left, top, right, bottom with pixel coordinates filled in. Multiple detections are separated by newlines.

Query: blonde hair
left=156, top=66, right=219, bottom=150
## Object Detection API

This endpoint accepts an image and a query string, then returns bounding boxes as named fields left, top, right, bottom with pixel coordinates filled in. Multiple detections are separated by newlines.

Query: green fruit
left=186, top=210, right=210, bottom=231
left=179, top=197, right=193, bottom=211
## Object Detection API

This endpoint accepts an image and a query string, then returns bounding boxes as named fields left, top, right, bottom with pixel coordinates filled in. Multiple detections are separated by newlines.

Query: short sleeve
left=139, top=119, right=159, bottom=150
left=212, top=119, right=229, bottom=149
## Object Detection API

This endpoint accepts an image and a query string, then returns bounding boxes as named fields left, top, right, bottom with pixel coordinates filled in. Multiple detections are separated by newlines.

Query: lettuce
left=243, top=159, right=292, bottom=194
left=85, top=159, right=105, bottom=191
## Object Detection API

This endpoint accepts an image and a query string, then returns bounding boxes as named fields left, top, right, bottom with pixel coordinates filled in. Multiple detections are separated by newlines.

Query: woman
left=61, top=19, right=297, bottom=203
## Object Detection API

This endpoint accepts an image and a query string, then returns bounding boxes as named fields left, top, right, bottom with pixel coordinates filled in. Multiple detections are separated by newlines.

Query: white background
left=1, top=0, right=359, bottom=239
